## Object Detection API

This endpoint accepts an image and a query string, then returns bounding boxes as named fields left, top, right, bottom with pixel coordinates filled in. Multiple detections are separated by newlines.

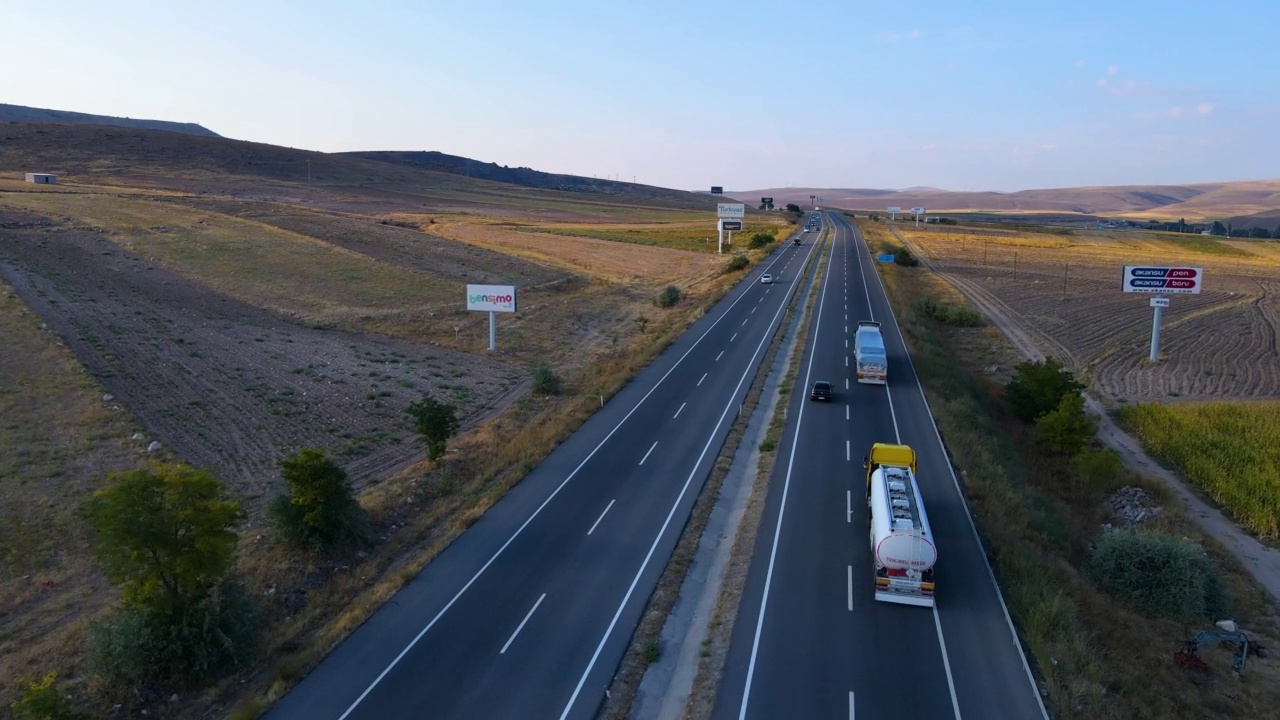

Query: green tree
left=1211, top=220, right=1226, bottom=236
left=10, top=672, right=88, bottom=720
left=1004, top=357, right=1085, bottom=423
left=1033, top=393, right=1097, bottom=455
left=1074, top=447, right=1122, bottom=491
left=269, top=448, right=368, bottom=551
left=86, top=464, right=244, bottom=612
left=785, top=203, right=800, bottom=213
left=747, top=231, right=774, bottom=249
left=405, top=396, right=461, bottom=461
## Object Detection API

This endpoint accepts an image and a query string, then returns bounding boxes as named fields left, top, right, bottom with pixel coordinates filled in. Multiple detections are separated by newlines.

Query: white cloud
left=876, top=28, right=926, bottom=42
left=1106, top=65, right=1119, bottom=75
left=1074, top=59, right=1087, bottom=67
left=909, top=29, right=921, bottom=39
left=921, top=144, right=938, bottom=151
left=1168, top=106, right=1185, bottom=118
left=1197, top=102, right=1215, bottom=115
left=1039, top=143, right=1060, bottom=150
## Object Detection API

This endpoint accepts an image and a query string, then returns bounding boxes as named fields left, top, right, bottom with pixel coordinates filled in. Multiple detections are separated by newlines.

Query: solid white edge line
left=698, top=372, right=708, bottom=387
left=334, top=240, right=798, bottom=720
left=738, top=220, right=836, bottom=720
left=587, top=499, right=616, bottom=536
left=500, top=593, right=547, bottom=654
left=845, top=215, right=1048, bottom=719
left=559, top=231, right=824, bottom=720
left=639, top=441, right=658, bottom=465
left=673, top=402, right=686, bottom=419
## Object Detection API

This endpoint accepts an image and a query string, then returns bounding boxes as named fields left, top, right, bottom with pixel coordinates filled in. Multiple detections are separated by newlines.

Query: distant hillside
left=0, top=103, right=219, bottom=137
left=732, top=180, right=1280, bottom=222
left=343, top=150, right=702, bottom=206
left=0, top=122, right=724, bottom=217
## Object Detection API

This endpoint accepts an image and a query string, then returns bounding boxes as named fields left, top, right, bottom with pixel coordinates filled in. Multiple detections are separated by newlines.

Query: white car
left=760, top=273, right=773, bottom=284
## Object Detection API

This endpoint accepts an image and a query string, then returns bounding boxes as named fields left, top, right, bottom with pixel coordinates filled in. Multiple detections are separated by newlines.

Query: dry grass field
left=0, top=124, right=783, bottom=716
left=878, top=223, right=1280, bottom=402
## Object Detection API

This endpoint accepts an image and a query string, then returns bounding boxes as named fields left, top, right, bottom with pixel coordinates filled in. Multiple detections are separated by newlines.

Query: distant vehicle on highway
left=864, top=443, right=936, bottom=607
left=760, top=273, right=773, bottom=284
left=809, top=380, right=833, bottom=401
left=854, top=321, right=887, bottom=384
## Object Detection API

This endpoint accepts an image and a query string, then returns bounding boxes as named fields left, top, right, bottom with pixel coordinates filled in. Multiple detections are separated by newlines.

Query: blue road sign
left=877, top=254, right=895, bottom=263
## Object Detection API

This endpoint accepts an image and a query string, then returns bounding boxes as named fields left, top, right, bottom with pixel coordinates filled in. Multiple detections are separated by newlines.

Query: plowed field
left=896, top=228, right=1280, bottom=401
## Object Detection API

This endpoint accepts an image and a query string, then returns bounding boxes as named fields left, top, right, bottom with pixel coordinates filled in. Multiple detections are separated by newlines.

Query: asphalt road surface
left=266, top=225, right=825, bottom=720
left=712, top=213, right=1047, bottom=720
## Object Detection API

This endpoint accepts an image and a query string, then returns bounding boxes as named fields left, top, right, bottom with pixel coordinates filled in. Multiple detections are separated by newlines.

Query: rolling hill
left=732, top=179, right=1280, bottom=224
left=0, top=103, right=219, bottom=137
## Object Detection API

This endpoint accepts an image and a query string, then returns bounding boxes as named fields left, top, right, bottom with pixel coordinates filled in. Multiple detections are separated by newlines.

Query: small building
left=24, top=173, right=57, bottom=184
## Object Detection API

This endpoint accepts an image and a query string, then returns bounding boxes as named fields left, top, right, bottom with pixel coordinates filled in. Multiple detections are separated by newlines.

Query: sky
left=4, top=0, right=1279, bottom=192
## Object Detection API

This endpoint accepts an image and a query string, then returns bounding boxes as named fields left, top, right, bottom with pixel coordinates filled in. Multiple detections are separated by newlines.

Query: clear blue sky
left=5, top=0, right=1278, bottom=192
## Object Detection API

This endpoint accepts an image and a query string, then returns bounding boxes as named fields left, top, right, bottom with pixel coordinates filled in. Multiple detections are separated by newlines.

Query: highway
left=712, top=213, right=1047, bottom=719
left=266, top=221, right=826, bottom=719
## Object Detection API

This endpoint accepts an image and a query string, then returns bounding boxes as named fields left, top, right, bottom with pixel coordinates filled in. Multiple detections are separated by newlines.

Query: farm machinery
left=1174, top=629, right=1253, bottom=673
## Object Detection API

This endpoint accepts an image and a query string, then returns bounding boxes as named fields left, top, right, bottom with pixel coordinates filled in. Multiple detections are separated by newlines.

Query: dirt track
left=888, top=224, right=1280, bottom=605
left=0, top=219, right=519, bottom=503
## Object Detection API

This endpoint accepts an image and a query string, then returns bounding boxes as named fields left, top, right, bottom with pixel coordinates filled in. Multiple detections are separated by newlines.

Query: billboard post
left=466, top=284, right=517, bottom=351
left=717, top=203, right=745, bottom=254
left=1120, top=267, right=1203, bottom=361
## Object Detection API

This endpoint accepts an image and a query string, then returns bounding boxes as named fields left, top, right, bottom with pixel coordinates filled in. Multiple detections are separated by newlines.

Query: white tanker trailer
left=864, top=443, right=936, bottom=607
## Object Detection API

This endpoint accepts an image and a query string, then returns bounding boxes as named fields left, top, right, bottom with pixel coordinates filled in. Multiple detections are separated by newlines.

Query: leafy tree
left=269, top=448, right=368, bottom=551
left=724, top=253, right=749, bottom=272
left=748, top=231, right=774, bottom=249
left=405, top=396, right=460, bottom=462
left=10, top=672, right=88, bottom=720
left=785, top=203, right=800, bottom=213
left=1034, top=393, right=1097, bottom=455
left=1089, top=529, right=1227, bottom=620
left=893, top=248, right=920, bottom=266
left=656, top=284, right=682, bottom=307
left=86, top=464, right=244, bottom=612
left=1210, top=220, right=1226, bottom=236
left=532, top=363, right=562, bottom=395
left=1004, top=357, right=1085, bottom=423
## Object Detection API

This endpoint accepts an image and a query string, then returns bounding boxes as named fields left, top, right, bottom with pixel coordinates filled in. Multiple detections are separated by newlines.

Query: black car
left=810, top=380, right=834, bottom=401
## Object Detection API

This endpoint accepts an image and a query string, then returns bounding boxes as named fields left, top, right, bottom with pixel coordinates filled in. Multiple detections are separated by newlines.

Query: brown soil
left=0, top=215, right=520, bottom=504
left=898, top=229, right=1280, bottom=402
left=889, top=224, right=1280, bottom=606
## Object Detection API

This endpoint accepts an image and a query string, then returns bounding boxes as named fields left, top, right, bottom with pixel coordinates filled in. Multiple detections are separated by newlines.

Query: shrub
left=894, top=248, right=920, bottom=266
left=88, top=580, right=259, bottom=694
left=747, top=231, right=774, bottom=249
left=532, top=363, right=562, bottom=396
left=916, top=297, right=983, bottom=327
left=1004, top=357, right=1084, bottom=423
left=11, top=672, right=88, bottom=720
left=1034, top=393, right=1097, bottom=456
left=724, top=254, right=749, bottom=272
left=1073, top=447, right=1122, bottom=491
left=656, top=285, right=682, bottom=308
left=405, top=396, right=460, bottom=461
left=1088, top=529, right=1227, bottom=620
left=268, top=448, right=368, bottom=551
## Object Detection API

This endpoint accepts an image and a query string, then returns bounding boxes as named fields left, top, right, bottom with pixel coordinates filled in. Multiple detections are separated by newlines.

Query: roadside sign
left=717, top=203, right=745, bottom=218
left=910, top=207, right=925, bottom=215
left=761, top=197, right=773, bottom=204
left=1122, top=266, right=1203, bottom=294
left=466, top=284, right=517, bottom=312
left=711, top=186, right=723, bottom=194
left=887, top=206, right=902, bottom=214
left=720, top=220, right=743, bottom=231
left=877, top=254, right=895, bottom=263
left=1150, top=297, right=1170, bottom=307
